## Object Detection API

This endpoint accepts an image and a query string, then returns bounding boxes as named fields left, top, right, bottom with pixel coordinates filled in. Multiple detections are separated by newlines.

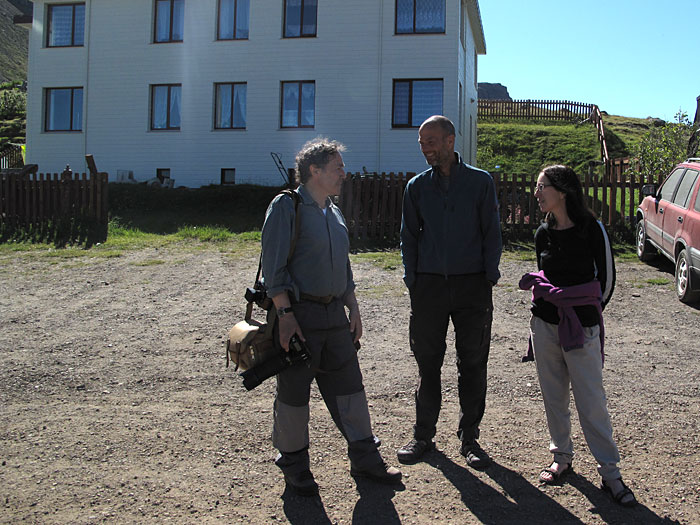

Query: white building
left=23, top=0, right=485, bottom=187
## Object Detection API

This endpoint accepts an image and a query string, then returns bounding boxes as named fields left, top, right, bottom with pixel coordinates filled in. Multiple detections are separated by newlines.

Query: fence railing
left=336, top=163, right=656, bottom=242
left=0, top=165, right=109, bottom=239
left=0, top=143, right=24, bottom=170
left=478, top=99, right=595, bottom=122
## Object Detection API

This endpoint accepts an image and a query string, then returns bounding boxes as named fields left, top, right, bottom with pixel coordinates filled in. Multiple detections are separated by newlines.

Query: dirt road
left=1, top=245, right=698, bottom=524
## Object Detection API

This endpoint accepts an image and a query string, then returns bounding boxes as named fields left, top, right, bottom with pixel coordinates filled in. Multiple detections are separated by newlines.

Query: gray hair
left=295, top=138, right=346, bottom=184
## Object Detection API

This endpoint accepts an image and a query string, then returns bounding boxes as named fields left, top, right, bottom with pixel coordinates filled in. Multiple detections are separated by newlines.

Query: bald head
left=420, top=115, right=455, bottom=138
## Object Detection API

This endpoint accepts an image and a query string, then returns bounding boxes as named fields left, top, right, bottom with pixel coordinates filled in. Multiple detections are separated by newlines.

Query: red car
left=636, top=158, right=700, bottom=303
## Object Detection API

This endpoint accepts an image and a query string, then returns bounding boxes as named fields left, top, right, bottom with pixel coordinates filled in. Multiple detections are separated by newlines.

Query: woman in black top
left=523, top=165, right=636, bottom=507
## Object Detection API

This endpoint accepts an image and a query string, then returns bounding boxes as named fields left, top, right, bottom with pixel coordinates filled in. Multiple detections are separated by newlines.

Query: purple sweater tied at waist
left=518, top=270, right=605, bottom=365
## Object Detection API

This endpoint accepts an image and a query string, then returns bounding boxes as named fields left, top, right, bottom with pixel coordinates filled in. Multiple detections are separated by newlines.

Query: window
left=392, top=79, right=443, bottom=128
left=395, top=0, right=445, bottom=34
left=156, top=168, right=171, bottom=183
left=659, top=168, right=685, bottom=202
left=154, top=0, right=184, bottom=43
left=218, top=0, right=249, bottom=40
left=673, top=170, right=699, bottom=208
left=45, top=87, right=83, bottom=132
left=221, top=168, right=236, bottom=185
left=215, top=83, right=247, bottom=129
left=284, top=0, right=317, bottom=38
left=47, top=3, right=85, bottom=47
left=281, top=81, right=315, bottom=128
left=151, top=84, right=182, bottom=130
left=459, top=1, right=466, bottom=49
left=458, top=82, right=463, bottom=133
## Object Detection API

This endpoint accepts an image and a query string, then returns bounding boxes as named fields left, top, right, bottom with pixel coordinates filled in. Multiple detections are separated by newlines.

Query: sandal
left=601, top=478, right=637, bottom=507
left=539, top=462, right=573, bottom=485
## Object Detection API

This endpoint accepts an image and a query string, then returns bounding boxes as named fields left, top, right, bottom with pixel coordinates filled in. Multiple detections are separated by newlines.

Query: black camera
left=245, top=281, right=272, bottom=311
left=241, top=334, right=311, bottom=391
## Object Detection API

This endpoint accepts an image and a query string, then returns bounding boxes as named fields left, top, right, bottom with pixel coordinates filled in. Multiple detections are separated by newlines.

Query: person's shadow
left=282, top=487, right=333, bottom=525
left=281, top=476, right=405, bottom=525
left=567, top=475, right=682, bottom=524
left=427, top=450, right=584, bottom=524
left=351, top=475, right=405, bottom=524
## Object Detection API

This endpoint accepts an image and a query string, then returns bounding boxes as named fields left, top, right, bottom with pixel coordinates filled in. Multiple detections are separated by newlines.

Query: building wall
left=26, top=0, right=484, bottom=186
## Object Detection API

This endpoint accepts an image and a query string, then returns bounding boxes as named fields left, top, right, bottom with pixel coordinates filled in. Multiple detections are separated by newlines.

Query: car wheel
left=636, top=220, right=655, bottom=261
left=675, top=249, right=700, bottom=304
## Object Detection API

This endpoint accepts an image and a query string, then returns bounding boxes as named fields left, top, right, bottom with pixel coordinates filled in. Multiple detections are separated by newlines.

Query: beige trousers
left=530, top=316, right=621, bottom=481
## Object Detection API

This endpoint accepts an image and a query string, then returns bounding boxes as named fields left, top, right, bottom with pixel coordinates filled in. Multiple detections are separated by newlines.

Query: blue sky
left=478, top=0, right=699, bottom=122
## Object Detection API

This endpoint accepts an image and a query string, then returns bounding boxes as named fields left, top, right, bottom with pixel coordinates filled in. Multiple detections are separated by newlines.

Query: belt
left=299, top=292, right=336, bottom=304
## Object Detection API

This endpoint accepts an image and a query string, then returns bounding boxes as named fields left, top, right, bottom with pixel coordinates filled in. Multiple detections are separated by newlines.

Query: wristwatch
left=277, top=306, right=294, bottom=318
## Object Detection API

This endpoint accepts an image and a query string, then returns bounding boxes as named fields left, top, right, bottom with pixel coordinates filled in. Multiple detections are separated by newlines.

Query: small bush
left=0, top=89, right=27, bottom=120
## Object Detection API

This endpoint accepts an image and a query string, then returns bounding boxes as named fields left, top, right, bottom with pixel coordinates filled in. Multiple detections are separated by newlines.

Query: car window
left=659, top=168, right=685, bottom=202
left=672, top=169, right=699, bottom=207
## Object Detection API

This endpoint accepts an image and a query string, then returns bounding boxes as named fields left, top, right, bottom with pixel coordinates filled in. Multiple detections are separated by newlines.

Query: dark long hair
left=540, top=165, right=597, bottom=232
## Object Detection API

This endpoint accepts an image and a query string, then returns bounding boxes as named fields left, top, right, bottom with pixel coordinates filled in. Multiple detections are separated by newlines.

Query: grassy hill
left=477, top=114, right=653, bottom=176
left=0, top=0, right=29, bottom=83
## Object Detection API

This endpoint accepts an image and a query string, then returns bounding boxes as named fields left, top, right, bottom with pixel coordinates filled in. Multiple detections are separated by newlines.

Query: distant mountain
left=478, top=83, right=511, bottom=100
left=0, top=0, right=30, bottom=83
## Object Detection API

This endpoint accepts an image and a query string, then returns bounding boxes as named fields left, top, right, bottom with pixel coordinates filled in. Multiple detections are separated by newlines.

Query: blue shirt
left=261, top=184, right=354, bottom=301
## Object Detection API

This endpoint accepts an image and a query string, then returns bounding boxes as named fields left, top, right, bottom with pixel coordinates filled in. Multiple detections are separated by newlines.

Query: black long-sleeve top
left=532, top=218, right=615, bottom=326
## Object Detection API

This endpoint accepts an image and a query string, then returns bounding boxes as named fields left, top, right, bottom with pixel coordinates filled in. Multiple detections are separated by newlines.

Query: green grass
left=477, top=114, right=653, bottom=177
left=478, top=121, right=601, bottom=176
left=351, top=250, right=402, bottom=270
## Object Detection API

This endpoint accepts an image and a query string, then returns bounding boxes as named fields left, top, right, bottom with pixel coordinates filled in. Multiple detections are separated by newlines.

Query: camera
left=245, top=281, right=272, bottom=311
left=241, top=334, right=311, bottom=390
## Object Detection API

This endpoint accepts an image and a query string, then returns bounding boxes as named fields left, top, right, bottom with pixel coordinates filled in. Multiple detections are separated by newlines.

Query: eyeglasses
left=535, top=183, right=553, bottom=192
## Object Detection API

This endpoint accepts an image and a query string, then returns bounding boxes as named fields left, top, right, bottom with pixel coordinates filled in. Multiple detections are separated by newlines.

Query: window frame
left=672, top=170, right=699, bottom=208
left=46, top=3, right=85, bottom=48
left=214, top=82, right=247, bottom=130
left=221, top=168, right=236, bottom=185
left=283, top=0, right=317, bottom=38
left=150, top=84, right=182, bottom=131
left=44, top=87, right=83, bottom=132
left=395, top=0, right=446, bottom=35
left=154, top=0, right=184, bottom=43
left=391, top=78, right=443, bottom=129
left=217, top=0, right=249, bottom=40
left=280, top=80, right=315, bottom=129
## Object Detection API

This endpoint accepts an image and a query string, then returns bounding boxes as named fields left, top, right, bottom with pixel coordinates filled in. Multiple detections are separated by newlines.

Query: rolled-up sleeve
left=400, top=182, right=420, bottom=289
left=261, top=194, right=296, bottom=298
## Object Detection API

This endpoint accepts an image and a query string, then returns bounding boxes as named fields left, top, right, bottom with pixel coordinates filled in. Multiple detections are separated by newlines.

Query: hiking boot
left=283, top=470, right=319, bottom=496
left=397, top=438, right=435, bottom=464
left=460, top=440, right=491, bottom=470
left=351, top=461, right=402, bottom=484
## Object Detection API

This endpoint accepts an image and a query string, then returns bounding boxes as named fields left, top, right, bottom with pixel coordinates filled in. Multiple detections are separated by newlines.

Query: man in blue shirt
left=398, top=116, right=502, bottom=469
left=262, top=138, right=401, bottom=496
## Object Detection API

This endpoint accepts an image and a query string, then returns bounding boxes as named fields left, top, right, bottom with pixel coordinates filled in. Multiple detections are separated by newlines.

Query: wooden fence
left=0, top=165, right=109, bottom=237
left=336, top=161, right=656, bottom=242
left=337, top=172, right=414, bottom=242
left=478, top=99, right=594, bottom=122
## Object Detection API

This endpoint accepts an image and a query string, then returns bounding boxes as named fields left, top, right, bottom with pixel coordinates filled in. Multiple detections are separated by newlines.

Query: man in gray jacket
left=398, top=116, right=502, bottom=469
left=261, top=138, right=401, bottom=496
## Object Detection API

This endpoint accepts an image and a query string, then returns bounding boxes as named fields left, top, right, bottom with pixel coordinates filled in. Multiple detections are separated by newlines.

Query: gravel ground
left=0, top=244, right=698, bottom=524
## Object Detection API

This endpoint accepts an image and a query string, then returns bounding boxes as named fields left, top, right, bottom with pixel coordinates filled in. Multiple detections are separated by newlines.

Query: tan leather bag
left=226, top=314, right=276, bottom=371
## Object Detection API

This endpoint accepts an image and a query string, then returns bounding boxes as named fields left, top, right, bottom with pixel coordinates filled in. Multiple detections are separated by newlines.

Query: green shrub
left=0, top=89, right=26, bottom=120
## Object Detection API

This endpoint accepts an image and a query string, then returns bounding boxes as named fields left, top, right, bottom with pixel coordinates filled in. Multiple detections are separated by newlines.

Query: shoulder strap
left=253, top=189, right=301, bottom=285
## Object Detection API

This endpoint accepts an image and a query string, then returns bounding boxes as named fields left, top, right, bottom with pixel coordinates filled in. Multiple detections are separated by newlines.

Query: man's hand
left=348, top=306, right=362, bottom=343
left=344, top=290, right=362, bottom=343
left=271, top=292, right=304, bottom=352
left=278, top=313, right=305, bottom=352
